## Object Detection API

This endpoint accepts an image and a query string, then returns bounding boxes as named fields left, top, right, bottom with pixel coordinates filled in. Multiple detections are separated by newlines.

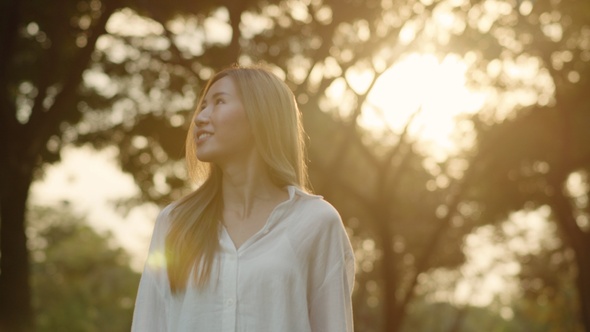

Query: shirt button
left=227, top=298, right=235, bottom=306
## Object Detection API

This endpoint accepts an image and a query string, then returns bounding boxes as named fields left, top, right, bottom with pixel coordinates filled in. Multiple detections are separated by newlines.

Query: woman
left=132, top=66, right=355, bottom=332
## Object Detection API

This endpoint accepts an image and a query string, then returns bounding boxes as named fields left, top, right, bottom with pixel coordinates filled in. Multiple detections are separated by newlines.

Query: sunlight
left=417, top=206, right=558, bottom=311
left=359, top=53, right=487, bottom=160
left=30, top=146, right=158, bottom=271
left=106, top=8, right=164, bottom=36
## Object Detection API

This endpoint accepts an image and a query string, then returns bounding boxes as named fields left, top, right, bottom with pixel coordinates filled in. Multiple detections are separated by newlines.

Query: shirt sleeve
left=131, top=205, right=173, bottom=332
left=307, top=202, right=355, bottom=332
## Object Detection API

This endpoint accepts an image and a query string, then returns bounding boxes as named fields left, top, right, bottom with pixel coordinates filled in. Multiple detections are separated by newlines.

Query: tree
left=1, top=1, right=121, bottom=328
left=28, top=204, right=140, bottom=331
left=0, top=0, right=252, bottom=329
left=1, top=0, right=443, bottom=330
left=3, top=0, right=589, bottom=330
left=447, top=0, right=590, bottom=328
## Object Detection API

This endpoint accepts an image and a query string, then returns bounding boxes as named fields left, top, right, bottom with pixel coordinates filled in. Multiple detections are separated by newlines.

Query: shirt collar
left=286, top=185, right=323, bottom=201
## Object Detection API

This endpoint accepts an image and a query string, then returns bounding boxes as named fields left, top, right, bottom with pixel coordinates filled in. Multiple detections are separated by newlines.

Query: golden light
left=360, top=52, right=487, bottom=160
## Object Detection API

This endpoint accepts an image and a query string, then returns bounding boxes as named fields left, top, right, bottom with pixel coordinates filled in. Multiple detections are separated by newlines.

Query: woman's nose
left=194, top=108, right=210, bottom=126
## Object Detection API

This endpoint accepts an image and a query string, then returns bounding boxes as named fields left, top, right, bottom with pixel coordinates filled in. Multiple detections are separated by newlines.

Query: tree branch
left=26, top=0, right=121, bottom=159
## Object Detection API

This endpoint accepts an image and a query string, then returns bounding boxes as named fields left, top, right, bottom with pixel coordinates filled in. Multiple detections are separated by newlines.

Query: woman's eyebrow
left=202, top=91, right=230, bottom=105
left=210, top=92, right=230, bottom=98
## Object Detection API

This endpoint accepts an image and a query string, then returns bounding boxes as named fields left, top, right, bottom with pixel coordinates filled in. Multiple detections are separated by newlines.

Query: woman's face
left=193, top=76, right=255, bottom=165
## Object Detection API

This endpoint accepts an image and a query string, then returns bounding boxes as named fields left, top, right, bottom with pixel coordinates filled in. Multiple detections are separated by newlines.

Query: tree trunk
left=0, top=153, right=34, bottom=332
left=550, top=180, right=590, bottom=332
left=375, top=207, right=401, bottom=332
left=0, top=2, right=119, bottom=328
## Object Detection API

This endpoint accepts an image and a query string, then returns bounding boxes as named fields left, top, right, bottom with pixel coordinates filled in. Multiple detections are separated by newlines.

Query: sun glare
left=360, top=53, right=486, bottom=160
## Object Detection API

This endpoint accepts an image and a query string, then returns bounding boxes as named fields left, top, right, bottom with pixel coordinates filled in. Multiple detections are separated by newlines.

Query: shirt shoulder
left=285, top=191, right=347, bottom=249
left=292, top=191, right=342, bottom=226
left=147, top=202, right=178, bottom=253
left=152, top=203, right=175, bottom=240
left=156, top=203, right=176, bottom=228
left=286, top=191, right=355, bottom=284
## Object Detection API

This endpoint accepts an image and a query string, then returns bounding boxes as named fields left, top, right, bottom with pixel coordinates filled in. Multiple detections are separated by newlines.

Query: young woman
left=131, top=66, right=355, bottom=332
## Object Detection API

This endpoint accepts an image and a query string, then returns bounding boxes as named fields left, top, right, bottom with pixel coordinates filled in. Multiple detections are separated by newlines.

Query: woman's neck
left=219, top=156, right=284, bottom=220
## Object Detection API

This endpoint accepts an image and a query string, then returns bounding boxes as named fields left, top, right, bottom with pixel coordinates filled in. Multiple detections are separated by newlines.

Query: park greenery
left=1, top=0, right=589, bottom=331
left=28, top=205, right=139, bottom=331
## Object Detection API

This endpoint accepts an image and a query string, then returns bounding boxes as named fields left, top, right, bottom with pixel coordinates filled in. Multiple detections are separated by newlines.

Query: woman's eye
left=215, top=98, right=224, bottom=105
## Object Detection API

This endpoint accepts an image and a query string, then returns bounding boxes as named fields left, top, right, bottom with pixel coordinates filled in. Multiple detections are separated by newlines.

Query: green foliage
left=403, top=300, right=509, bottom=332
left=28, top=205, right=140, bottom=332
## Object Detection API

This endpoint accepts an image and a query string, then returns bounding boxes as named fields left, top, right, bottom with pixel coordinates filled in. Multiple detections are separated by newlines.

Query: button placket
left=221, top=251, right=239, bottom=332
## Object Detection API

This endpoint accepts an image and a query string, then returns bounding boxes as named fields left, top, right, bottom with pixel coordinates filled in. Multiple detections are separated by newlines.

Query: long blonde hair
left=166, top=66, right=310, bottom=293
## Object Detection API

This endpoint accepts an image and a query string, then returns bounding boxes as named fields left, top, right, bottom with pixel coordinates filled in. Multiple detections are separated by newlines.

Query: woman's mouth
left=196, top=131, right=213, bottom=144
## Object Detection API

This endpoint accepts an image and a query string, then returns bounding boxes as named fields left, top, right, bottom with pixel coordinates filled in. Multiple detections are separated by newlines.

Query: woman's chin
left=196, top=152, right=215, bottom=163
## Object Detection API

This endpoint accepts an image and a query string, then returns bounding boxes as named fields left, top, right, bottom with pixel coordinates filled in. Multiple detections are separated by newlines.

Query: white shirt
left=131, top=186, right=355, bottom=332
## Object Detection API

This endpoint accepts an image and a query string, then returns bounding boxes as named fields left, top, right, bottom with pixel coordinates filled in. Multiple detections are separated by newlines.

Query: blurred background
left=1, top=0, right=589, bottom=331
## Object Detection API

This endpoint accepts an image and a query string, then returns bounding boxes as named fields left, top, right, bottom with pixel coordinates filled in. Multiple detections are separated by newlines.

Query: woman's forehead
left=205, top=76, right=237, bottom=97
